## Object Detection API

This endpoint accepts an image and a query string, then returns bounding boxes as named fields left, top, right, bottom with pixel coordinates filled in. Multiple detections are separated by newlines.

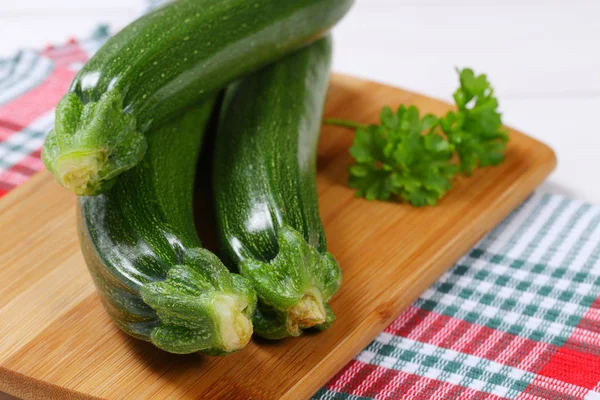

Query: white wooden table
left=1, top=0, right=599, bottom=204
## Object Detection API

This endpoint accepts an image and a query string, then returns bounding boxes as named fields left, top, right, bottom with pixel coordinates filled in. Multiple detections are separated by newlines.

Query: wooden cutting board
left=0, top=74, right=556, bottom=400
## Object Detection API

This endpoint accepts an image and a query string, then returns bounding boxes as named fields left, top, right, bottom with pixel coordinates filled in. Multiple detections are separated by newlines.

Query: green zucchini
left=77, top=97, right=256, bottom=354
left=42, top=0, right=354, bottom=196
left=213, top=36, right=341, bottom=339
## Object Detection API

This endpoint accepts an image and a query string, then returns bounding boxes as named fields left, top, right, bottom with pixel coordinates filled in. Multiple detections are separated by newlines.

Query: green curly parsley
left=441, top=68, right=509, bottom=175
left=325, top=68, right=508, bottom=207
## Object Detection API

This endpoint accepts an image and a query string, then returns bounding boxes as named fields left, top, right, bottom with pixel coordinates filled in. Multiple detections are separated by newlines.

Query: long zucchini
left=42, top=0, right=354, bottom=196
left=77, top=98, right=256, bottom=354
left=213, top=37, right=341, bottom=339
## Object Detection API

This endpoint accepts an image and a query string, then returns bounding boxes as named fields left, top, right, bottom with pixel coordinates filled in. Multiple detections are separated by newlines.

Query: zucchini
left=77, top=97, right=257, bottom=355
left=213, top=36, right=341, bottom=339
left=42, top=0, right=354, bottom=196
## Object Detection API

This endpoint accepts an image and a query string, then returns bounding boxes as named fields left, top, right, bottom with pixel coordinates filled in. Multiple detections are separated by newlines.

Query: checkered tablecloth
left=2, top=20, right=600, bottom=400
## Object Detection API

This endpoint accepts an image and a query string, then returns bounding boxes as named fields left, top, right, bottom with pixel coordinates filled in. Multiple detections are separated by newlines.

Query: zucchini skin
left=42, top=0, right=355, bottom=196
left=77, top=98, right=256, bottom=355
left=213, top=36, right=341, bottom=339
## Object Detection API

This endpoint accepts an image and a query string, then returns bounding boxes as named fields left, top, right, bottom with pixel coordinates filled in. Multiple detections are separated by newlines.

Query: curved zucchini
left=77, top=98, right=256, bottom=354
left=213, top=36, right=341, bottom=339
left=42, top=0, right=354, bottom=196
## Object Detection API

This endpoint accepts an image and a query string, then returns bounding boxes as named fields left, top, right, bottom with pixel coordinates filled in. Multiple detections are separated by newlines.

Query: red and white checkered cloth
left=0, top=28, right=107, bottom=197
left=2, top=26, right=600, bottom=400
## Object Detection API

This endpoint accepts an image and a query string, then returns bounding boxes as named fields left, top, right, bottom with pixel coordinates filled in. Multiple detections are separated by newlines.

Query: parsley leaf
left=347, top=106, right=458, bottom=206
left=440, top=68, right=509, bottom=175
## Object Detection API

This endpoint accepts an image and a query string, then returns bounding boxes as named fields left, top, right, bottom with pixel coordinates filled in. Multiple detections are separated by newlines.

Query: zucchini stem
left=42, top=91, right=147, bottom=196
left=288, top=288, right=327, bottom=330
left=53, top=151, right=106, bottom=195
left=239, top=226, right=341, bottom=339
left=213, top=294, right=254, bottom=352
left=140, top=249, right=257, bottom=354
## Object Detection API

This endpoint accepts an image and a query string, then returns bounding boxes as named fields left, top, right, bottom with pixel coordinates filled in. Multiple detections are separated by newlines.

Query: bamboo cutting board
left=0, top=74, right=556, bottom=400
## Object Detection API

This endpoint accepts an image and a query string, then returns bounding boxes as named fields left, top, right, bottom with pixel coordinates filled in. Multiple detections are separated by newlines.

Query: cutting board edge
left=0, top=366, right=96, bottom=400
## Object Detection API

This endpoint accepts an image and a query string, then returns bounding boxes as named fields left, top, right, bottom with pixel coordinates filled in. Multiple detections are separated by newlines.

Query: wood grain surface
left=0, top=74, right=556, bottom=400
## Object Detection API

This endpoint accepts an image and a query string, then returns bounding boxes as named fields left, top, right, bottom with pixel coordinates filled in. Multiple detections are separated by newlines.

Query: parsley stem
left=324, top=118, right=367, bottom=130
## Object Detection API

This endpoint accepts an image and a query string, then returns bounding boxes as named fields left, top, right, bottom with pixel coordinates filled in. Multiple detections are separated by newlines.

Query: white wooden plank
left=0, top=15, right=135, bottom=56
left=332, top=2, right=600, bottom=98
left=354, top=0, right=596, bottom=6
left=0, top=0, right=141, bottom=13
left=501, top=96, right=600, bottom=203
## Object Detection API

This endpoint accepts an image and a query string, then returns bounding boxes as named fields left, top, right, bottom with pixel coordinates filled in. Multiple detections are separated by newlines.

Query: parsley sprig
left=442, top=68, right=509, bottom=175
left=325, top=68, right=508, bottom=207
